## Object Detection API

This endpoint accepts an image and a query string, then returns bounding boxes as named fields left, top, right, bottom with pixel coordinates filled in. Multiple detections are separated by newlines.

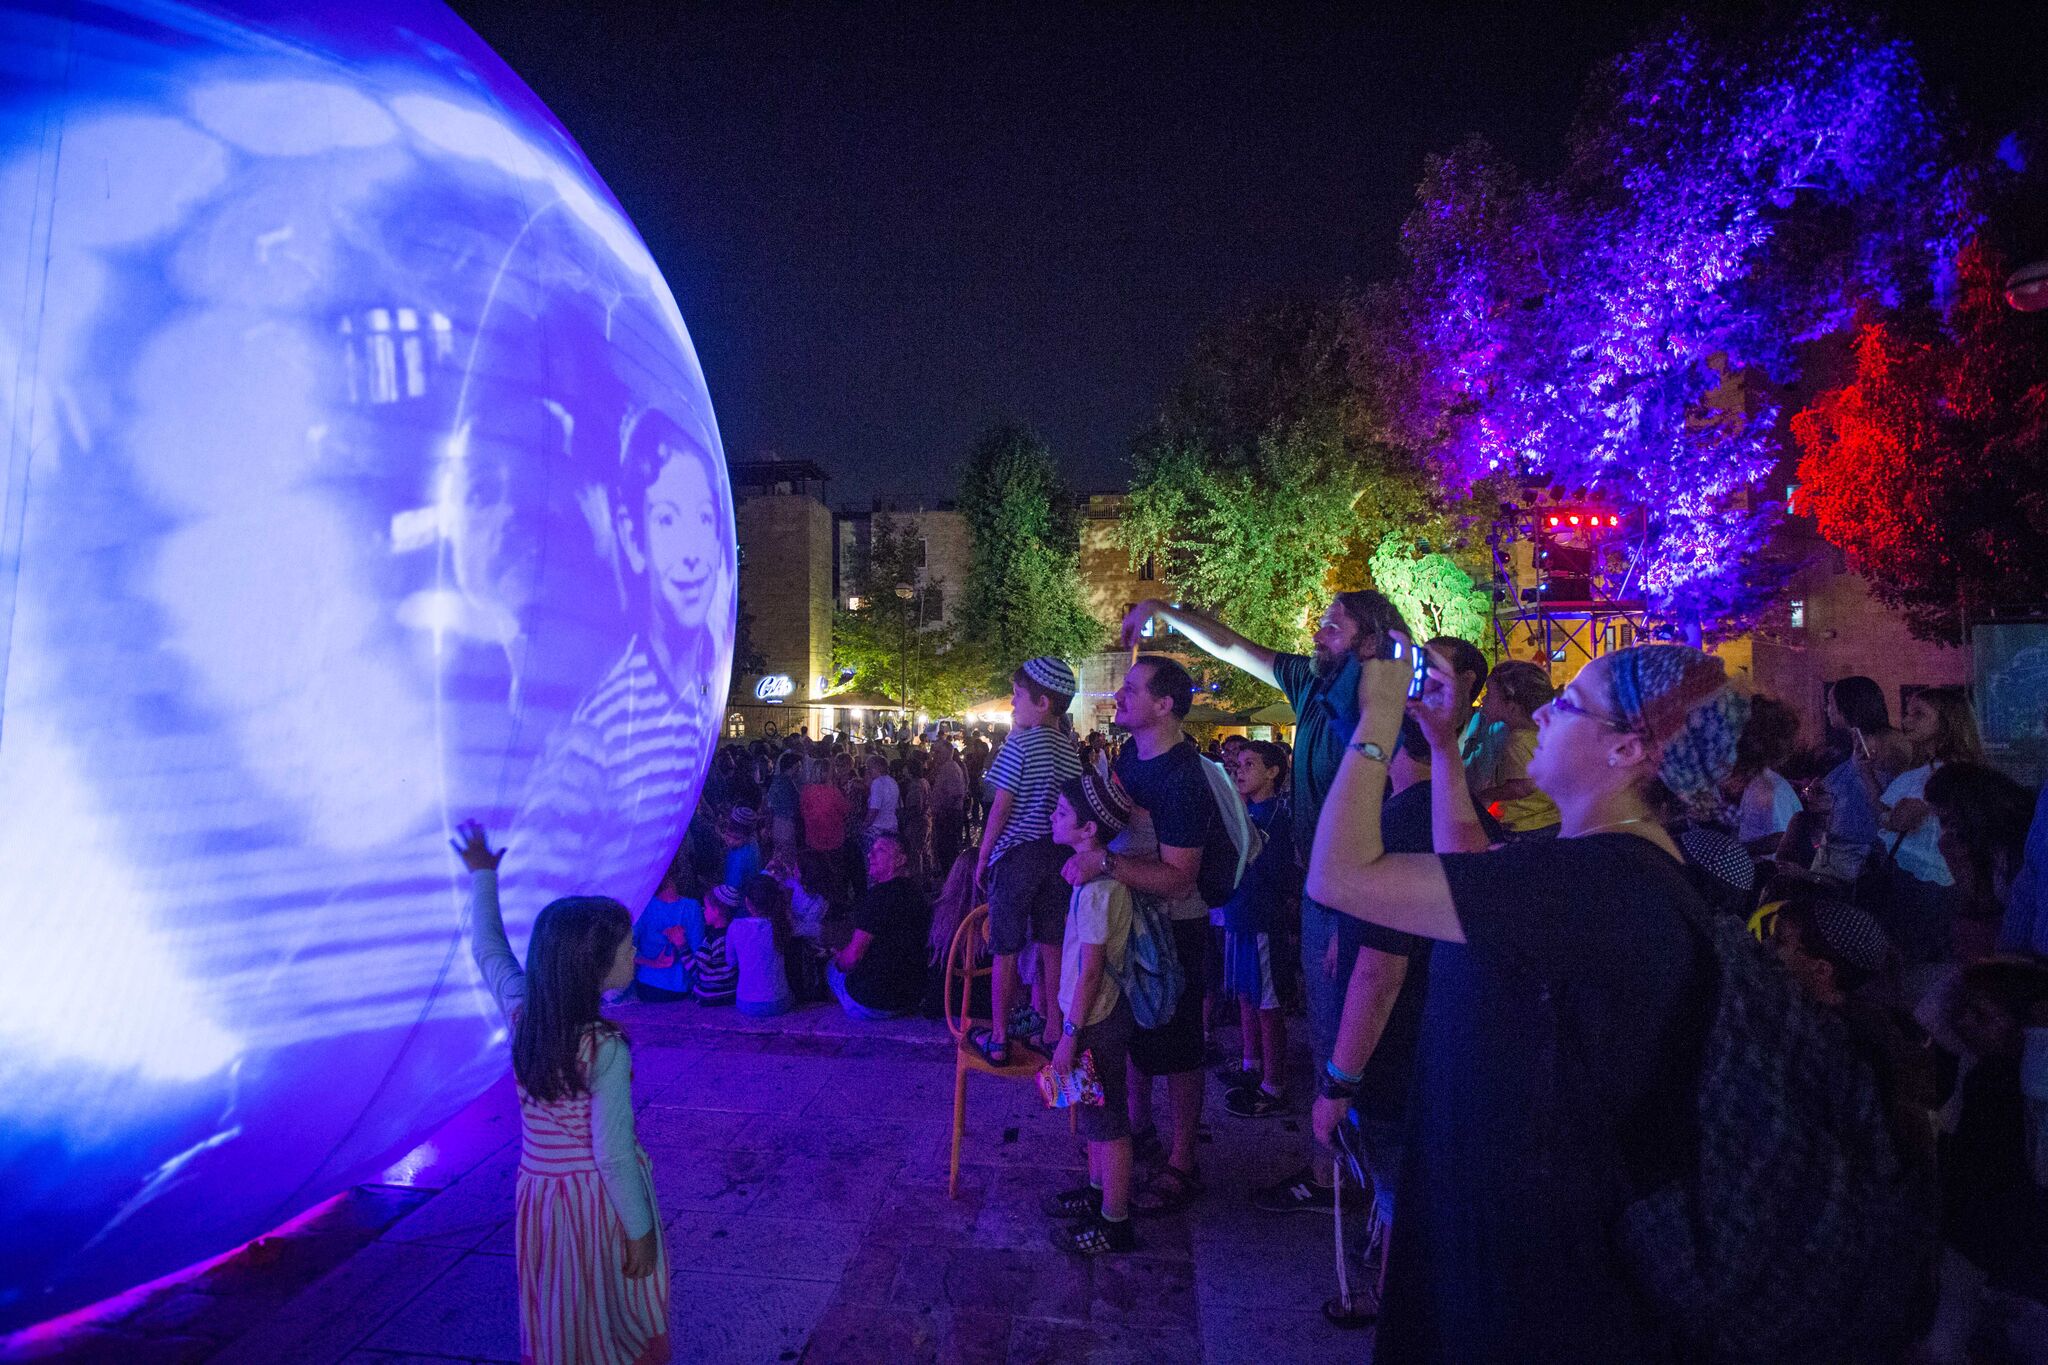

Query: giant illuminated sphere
left=0, top=0, right=734, bottom=1329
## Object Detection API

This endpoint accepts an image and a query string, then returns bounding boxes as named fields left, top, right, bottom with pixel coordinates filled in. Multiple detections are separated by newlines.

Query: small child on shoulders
left=634, top=849, right=706, bottom=1003
left=731, top=873, right=796, bottom=1017
left=1040, top=770, right=1140, bottom=1256
left=692, top=884, right=741, bottom=1007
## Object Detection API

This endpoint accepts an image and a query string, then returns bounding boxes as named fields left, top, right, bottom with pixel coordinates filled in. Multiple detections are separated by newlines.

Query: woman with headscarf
left=1307, top=642, right=1750, bottom=1363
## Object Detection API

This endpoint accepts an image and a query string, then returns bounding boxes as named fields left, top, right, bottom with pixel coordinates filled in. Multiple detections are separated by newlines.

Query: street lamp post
left=894, top=580, right=916, bottom=737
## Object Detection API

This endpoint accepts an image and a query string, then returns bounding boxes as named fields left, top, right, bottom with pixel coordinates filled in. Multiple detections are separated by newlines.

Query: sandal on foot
left=1322, top=1292, right=1378, bottom=1329
left=1050, top=1213, right=1135, bottom=1256
left=965, top=1025, right=1011, bottom=1067
left=1006, top=1005, right=1046, bottom=1038
left=1130, top=1163, right=1202, bottom=1217
left=1039, top=1185, right=1101, bottom=1220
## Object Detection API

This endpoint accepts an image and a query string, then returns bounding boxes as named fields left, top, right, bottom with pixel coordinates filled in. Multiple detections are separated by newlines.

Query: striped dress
left=470, top=871, right=671, bottom=1365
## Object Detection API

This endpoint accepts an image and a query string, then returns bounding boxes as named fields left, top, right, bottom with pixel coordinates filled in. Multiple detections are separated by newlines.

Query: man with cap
left=971, top=656, right=1084, bottom=1064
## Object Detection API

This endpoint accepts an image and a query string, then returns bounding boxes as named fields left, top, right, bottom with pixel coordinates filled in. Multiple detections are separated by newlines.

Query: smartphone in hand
left=1369, top=632, right=1432, bottom=700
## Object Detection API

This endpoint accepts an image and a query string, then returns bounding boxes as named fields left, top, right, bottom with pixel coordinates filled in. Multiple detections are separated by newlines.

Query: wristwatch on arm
left=1318, top=1059, right=1362, bottom=1102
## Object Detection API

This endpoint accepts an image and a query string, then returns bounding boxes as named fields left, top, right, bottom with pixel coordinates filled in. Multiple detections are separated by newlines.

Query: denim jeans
left=1299, top=895, right=1359, bottom=1071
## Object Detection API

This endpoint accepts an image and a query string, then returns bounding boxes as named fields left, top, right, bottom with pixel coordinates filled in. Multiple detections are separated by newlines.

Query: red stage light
left=1568, top=515, right=1581, bottom=525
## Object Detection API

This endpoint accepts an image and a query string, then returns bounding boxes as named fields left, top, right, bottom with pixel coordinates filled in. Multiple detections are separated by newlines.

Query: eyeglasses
left=1548, top=690, right=1634, bottom=733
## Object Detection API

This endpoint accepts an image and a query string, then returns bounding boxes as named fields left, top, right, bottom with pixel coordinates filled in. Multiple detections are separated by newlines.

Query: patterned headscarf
left=1604, top=645, right=1751, bottom=822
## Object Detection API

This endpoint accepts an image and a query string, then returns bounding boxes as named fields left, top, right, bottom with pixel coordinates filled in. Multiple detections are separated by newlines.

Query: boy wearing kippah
left=1041, top=769, right=1138, bottom=1255
left=971, top=656, right=1084, bottom=1065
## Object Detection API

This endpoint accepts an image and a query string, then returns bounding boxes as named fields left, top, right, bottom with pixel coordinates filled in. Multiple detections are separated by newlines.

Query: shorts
left=1071, top=995, right=1134, bottom=1143
left=1221, top=931, right=1280, bottom=1010
left=988, top=837, right=1069, bottom=954
left=1130, top=916, right=1209, bottom=1077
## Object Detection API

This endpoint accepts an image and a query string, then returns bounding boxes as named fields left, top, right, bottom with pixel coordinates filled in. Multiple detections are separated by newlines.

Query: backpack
left=1596, top=900, right=1933, bottom=1363
left=1115, top=890, right=1185, bottom=1029
left=1196, top=754, right=1265, bottom=908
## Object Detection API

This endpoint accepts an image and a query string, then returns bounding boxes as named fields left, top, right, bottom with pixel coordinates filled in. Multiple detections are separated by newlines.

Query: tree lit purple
left=1393, top=8, right=1949, bottom=633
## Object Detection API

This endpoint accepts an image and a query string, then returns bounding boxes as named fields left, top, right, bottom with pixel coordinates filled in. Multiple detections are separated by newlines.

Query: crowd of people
left=455, top=588, right=2048, bottom=1365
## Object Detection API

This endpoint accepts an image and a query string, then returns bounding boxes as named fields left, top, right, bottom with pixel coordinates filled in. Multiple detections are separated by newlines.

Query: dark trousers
left=933, top=808, right=966, bottom=876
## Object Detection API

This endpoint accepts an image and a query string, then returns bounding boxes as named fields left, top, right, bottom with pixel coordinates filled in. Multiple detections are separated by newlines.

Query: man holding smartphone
left=1118, top=591, right=1408, bottom=1213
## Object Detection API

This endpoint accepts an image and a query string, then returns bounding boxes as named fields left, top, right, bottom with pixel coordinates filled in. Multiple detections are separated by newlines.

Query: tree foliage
left=957, top=423, right=1101, bottom=680
left=1121, top=299, right=1486, bottom=704
left=1368, top=533, right=1493, bottom=650
left=1793, top=233, right=2048, bottom=641
left=1386, top=8, right=1952, bottom=635
left=832, top=512, right=988, bottom=717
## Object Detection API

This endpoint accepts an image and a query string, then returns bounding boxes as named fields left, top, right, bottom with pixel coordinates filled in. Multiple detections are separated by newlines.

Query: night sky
left=450, top=1, right=2048, bottom=505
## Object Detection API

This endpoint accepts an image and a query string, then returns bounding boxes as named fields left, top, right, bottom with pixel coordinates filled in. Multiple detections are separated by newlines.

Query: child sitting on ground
left=719, top=806, right=765, bottom=889
left=732, top=873, right=797, bottom=1017
left=1039, top=770, right=1139, bottom=1256
left=692, top=884, right=741, bottom=1007
left=633, top=849, right=705, bottom=1003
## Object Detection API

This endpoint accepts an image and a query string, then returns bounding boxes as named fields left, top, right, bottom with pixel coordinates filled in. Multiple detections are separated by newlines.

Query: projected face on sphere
left=0, top=0, right=733, bottom=1331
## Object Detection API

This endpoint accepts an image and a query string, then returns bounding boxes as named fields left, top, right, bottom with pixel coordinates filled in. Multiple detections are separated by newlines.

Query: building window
left=923, top=585, right=944, bottom=623
left=1139, top=555, right=1156, bottom=582
left=1789, top=599, right=1806, bottom=629
left=725, top=711, right=745, bottom=737
left=846, top=595, right=864, bottom=611
left=916, top=538, right=928, bottom=568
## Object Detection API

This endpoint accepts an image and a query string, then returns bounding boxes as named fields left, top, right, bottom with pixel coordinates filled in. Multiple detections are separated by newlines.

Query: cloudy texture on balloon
left=0, top=0, right=732, bottom=1329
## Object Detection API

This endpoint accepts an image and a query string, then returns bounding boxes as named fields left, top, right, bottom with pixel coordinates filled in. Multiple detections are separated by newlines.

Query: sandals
left=1006, top=1005, right=1046, bottom=1039
left=1039, top=1185, right=1101, bottom=1220
left=1129, top=1162, right=1203, bottom=1217
left=966, top=1026, right=1011, bottom=1067
left=1049, top=1213, right=1136, bottom=1256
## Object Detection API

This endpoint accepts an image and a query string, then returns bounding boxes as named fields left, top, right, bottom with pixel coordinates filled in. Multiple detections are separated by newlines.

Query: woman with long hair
left=1306, top=643, right=1751, bottom=1362
left=454, top=821, right=668, bottom=1365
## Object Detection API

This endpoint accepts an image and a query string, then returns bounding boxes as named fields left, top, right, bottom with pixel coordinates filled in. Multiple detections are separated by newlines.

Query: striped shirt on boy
left=986, top=724, right=1083, bottom=864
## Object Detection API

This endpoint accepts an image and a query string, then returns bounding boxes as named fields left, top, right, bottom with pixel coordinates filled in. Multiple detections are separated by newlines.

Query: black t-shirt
left=1375, top=833, right=1710, bottom=1365
left=846, top=877, right=930, bottom=1012
left=1335, top=780, right=1501, bottom=1120
left=1113, top=738, right=1235, bottom=909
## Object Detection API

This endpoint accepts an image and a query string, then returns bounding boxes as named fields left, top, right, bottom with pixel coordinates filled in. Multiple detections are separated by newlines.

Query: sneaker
left=1224, top=1086, right=1288, bottom=1119
left=1213, top=1062, right=1262, bottom=1090
left=1250, top=1166, right=1336, bottom=1214
left=1050, top=1212, right=1137, bottom=1256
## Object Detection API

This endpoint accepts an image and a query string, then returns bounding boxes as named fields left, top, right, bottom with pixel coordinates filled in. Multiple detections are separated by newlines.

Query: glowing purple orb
left=0, top=0, right=733, bottom=1328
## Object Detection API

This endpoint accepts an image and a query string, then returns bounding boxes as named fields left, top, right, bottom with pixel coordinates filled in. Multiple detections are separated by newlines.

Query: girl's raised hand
left=450, top=819, right=506, bottom=872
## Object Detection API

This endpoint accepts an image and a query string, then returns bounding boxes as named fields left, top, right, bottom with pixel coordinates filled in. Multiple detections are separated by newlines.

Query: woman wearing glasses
left=1307, top=643, right=1749, bottom=1363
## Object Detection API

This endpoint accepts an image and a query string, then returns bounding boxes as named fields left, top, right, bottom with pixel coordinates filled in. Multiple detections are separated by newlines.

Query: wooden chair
left=943, top=903, right=1059, bottom=1197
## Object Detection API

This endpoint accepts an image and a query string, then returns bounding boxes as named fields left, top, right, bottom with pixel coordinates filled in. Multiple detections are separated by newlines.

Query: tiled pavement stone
left=9, top=1000, right=1365, bottom=1363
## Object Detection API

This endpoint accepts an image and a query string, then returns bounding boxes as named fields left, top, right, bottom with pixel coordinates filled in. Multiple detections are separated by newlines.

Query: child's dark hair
left=513, top=895, right=633, bottom=1103
left=795, top=848, right=839, bottom=903
left=1241, top=739, right=1290, bottom=780
left=1774, top=894, right=1891, bottom=997
left=742, top=872, right=796, bottom=956
left=1010, top=665, right=1076, bottom=720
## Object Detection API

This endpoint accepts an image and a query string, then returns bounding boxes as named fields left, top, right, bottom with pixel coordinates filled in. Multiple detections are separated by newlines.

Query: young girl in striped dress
left=454, top=820, right=670, bottom=1365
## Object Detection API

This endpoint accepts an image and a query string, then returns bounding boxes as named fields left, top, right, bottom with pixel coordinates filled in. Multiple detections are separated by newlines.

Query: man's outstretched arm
left=1120, top=598, right=1280, bottom=690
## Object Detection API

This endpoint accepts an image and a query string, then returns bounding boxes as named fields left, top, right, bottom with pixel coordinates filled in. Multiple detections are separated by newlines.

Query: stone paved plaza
left=14, top=1000, right=1371, bottom=1364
